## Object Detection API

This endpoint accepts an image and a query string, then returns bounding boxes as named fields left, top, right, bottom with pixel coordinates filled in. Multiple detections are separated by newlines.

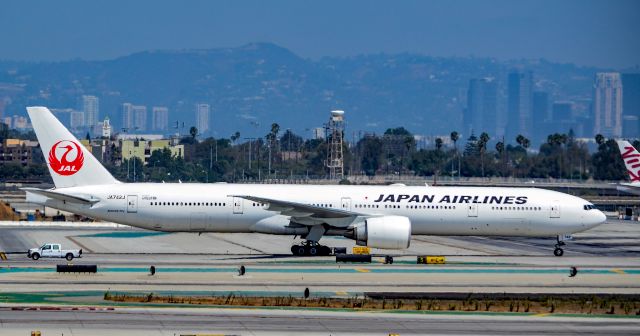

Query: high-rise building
left=464, top=77, right=498, bottom=137
left=532, top=91, right=549, bottom=144
left=195, top=103, right=210, bottom=134
left=593, top=72, right=623, bottom=138
left=122, top=103, right=135, bottom=131
left=70, top=111, right=84, bottom=129
left=507, top=71, right=533, bottom=141
left=622, top=73, right=640, bottom=138
left=151, top=106, right=169, bottom=131
left=82, top=95, right=99, bottom=128
left=133, top=105, right=147, bottom=131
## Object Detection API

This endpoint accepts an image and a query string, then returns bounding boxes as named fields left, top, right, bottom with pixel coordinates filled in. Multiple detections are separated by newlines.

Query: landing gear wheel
left=291, top=241, right=333, bottom=256
left=554, top=247, right=564, bottom=257
left=296, top=246, right=306, bottom=256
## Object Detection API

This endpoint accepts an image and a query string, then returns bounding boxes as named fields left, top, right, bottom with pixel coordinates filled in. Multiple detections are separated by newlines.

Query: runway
left=1, top=218, right=639, bottom=334
left=1, top=306, right=639, bottom=336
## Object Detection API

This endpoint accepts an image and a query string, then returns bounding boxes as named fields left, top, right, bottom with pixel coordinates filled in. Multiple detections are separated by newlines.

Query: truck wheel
left=65, top=253, right=74, bottom=261
left=32, top=253, right=40, bottom=260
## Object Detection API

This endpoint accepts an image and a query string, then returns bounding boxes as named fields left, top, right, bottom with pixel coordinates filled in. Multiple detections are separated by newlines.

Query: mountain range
left=0, top=43, right=603, bottom=139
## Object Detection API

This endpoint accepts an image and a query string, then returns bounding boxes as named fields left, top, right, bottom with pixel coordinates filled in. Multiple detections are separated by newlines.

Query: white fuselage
left=32, top=183, right=605, bottom=237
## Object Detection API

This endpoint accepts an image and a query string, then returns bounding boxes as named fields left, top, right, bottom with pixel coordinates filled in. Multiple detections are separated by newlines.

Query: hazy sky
left=1, top=0, right=639, bottom=68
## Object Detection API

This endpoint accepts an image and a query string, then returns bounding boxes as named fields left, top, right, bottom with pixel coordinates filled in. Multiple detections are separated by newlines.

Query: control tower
left=326, top=110, right=344, bottom=180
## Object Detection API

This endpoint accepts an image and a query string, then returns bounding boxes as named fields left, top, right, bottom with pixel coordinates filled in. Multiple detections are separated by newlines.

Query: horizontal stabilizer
left=22, top=187, right=99, bottom=205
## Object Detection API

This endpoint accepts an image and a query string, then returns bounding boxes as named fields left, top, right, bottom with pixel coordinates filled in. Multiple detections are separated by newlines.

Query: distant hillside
left=0, top=43, right=601, bottom=138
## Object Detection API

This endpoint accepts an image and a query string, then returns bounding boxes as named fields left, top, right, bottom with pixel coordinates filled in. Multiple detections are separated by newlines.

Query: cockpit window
left=583, top=204, right=596, bottom=210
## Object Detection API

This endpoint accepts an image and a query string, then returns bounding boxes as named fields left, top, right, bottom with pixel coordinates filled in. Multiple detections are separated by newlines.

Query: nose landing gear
left=553, top=244, right=564, bottom=257
left=291, top=241, right=332, bottom=256
left=553, top=235, right=569, bottom=257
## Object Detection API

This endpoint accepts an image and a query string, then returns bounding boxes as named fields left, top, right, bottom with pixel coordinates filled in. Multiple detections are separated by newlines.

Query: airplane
left=23, top=106, right=606, bottom=257
left=616, top=140, right=640, bottom=196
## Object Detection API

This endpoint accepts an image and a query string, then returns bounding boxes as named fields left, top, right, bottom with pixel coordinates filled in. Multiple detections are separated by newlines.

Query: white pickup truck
left=27, top=243, right=82, bottom=261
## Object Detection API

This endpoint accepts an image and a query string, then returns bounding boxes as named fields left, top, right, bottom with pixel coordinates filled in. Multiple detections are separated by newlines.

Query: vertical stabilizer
left=617, top=140, right=640, bottom=184
left=26, top=106, right=119, bottom=188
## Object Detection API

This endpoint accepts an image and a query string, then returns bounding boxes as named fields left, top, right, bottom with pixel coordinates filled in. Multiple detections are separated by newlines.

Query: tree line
left=1, top=122, right=638, bottom=183
left=108, top=126, right=639, bottom=183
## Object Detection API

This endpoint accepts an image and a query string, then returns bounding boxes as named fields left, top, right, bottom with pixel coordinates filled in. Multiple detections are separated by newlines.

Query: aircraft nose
left=589, top=210, right=607, bottom=228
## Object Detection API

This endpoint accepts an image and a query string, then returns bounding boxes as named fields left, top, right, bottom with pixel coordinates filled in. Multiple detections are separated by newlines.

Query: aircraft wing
left=229, top=194, right=367, bottom=225
left=22, top=188, right=100, bottom=205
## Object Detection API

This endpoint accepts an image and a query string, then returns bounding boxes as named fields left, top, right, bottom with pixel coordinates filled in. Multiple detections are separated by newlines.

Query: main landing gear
left=291, top=241, right=332, bottom=256
left=554, top=236, right=566, bottom=257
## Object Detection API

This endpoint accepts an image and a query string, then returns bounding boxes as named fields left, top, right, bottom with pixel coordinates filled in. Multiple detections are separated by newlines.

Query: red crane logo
left=48, top=140, right=85, bottom=176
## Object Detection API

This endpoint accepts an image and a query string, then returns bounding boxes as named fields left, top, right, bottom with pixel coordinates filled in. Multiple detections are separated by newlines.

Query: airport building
left=120, top=138, right=184, bottom=164
left=0, top=139, right=40, bottom=165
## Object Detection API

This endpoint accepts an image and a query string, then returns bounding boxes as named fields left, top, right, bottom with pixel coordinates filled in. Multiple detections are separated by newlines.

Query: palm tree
left=435, top=137, right=443, bottom=151
left=495, top=141, right=504, bottom=154
left=189, top=126, right=198, bottom=139
left=478, top=132, right=490, bottom=177
left=230, top=131, right=240, bottom=144
left=495, top=141, right=504, bottom=176
left=450, top=131, right=460, bottom=178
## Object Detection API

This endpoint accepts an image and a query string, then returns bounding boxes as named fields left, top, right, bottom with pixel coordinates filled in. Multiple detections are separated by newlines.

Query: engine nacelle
left=353, top=216, right=411, bottom=249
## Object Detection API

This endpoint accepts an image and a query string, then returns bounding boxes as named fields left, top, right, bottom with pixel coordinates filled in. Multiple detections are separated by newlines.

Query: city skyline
left=8, top=68, right=639, bottom=146
left=0, top=39, right=637, bottom=145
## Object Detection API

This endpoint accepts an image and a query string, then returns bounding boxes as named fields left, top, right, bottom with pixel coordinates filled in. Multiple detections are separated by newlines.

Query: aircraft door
left=550, top=202, right=560, bottom=218
left=233, top=197, right=243, bottom=214
left=127, top=195, right=138, bottom=213
left=467, top=204, right=478, bottom=217
left=341, top=197, right=352, bottom=211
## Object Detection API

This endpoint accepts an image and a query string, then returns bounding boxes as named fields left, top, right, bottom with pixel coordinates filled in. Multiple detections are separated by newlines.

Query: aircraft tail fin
left=617, top=140, right=640, bottom=185
left=26, top=106, right=120, bottom=188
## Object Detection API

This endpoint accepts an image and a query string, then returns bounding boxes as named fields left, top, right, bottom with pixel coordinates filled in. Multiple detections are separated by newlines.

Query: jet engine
left=351, top=216, right=411, bottom=249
